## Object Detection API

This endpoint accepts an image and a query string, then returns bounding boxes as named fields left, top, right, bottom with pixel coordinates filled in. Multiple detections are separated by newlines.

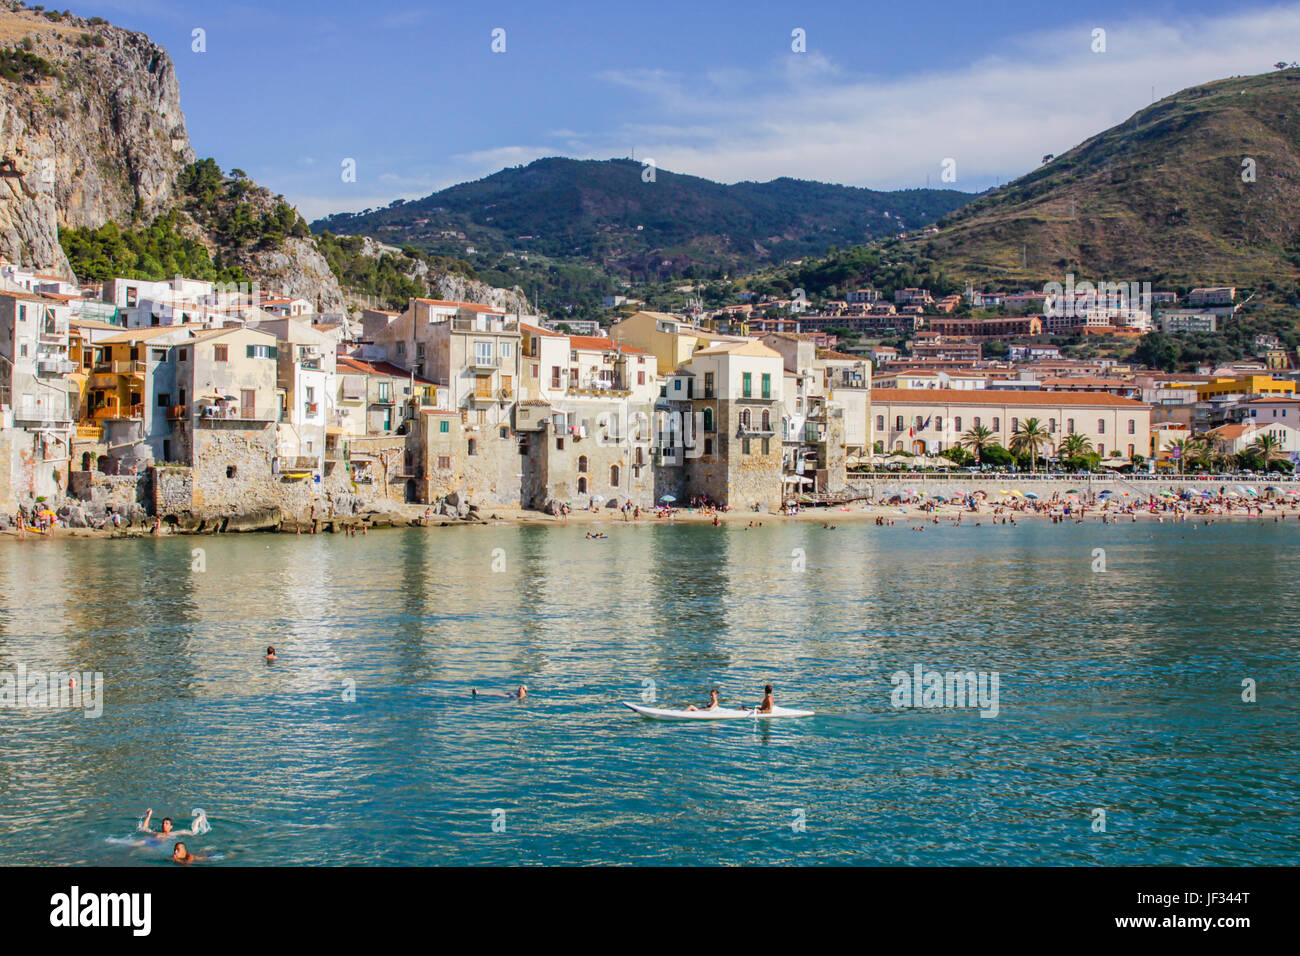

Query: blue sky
left=74, top=1, right=1300, bottom=219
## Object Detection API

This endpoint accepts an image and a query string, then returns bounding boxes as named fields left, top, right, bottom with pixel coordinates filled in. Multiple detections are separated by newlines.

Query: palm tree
left=1009, top=417, right=1051, bottom=472
left=1248, top=433, right=1287, bottom=472
left=958, top=424, right=995, bottom=463
left=1165, top=437, right=1195, bottom=475
left=1196, top=432, right=1228, bottom=472
left=1058, top=432, right=1094, bottom=465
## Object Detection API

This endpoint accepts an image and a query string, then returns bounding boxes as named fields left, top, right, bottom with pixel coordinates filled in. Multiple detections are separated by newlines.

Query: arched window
left=578, top=455, right=588, bottom=472
left=954, top=416, right=962, bottom=432
left=1098, top=419, right=1105, bottom=434
left=703, top=407, right=714, bottom=433
left=610, top=464, right=620, bottom=487
left=761, top=409, right=771, bottom=432
left=876, top=415, right=885, bottom=431
left=577, top=476, right=588, bottom=494
left=739, top=408, right=751, bottom=429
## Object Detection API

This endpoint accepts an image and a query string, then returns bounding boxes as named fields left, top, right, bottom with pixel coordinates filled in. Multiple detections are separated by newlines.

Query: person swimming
left=265, top=646, right=276, bottom=661
left=172, top=841, right=206, bottom=864
left=685, top=688, right=720, bottom=712
left=471, top=684, right=527, bottom=700
left=140, top=808, right=203, bottom=840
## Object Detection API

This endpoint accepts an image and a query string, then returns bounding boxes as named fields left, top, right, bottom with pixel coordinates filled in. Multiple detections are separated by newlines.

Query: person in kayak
left=685, top=688, right=720, bottom=712
left=755, top=684, right=774, bottom=713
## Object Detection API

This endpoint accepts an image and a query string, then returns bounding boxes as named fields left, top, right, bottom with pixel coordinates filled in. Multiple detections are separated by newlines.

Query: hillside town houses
left=2, top=263, right=1298, bottom=520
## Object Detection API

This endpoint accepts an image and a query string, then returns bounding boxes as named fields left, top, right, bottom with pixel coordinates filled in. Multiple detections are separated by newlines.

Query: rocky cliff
left=0, top=9, right=191, bottom=277
left=0, top=7, right=349, bottom=309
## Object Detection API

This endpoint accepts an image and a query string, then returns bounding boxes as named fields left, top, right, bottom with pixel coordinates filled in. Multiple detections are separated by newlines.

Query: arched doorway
left=577, top=476, right=588, bottom=494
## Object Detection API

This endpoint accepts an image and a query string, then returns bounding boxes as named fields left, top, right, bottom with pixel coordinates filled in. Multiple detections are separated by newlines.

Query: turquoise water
left=0, top=520, right=1296, bottom=865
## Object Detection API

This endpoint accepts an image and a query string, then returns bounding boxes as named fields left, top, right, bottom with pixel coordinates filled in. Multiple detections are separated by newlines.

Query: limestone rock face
left=0, top=13, right=193, bottom=276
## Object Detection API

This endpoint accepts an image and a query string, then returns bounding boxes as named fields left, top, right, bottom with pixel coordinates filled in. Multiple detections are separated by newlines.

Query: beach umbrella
left=659, top=494, right=676, bottom=503
left=1024, top=491, right=1038, bottom=499
left=1065, top=488, right=1080, bottom=494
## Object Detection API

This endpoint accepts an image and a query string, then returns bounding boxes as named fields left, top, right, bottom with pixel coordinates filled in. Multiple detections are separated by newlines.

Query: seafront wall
left=846, top=473, right=1300, bottom=499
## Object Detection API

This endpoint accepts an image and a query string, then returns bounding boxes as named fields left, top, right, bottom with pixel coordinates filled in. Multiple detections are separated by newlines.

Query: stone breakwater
left=16, top=467, right=493, bottom=537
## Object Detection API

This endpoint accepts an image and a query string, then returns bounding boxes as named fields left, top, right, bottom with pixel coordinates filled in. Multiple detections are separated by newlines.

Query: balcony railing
left=470, top=355, right=502, bottom=370
left=195, top=403, right=276, bottom=423
left=453, top=317, right=518, bottom=333
left=93, top=359, right=147, bottom=376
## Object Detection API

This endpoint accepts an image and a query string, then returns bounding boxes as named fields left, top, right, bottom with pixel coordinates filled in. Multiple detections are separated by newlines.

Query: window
left=474, top=341, right=493, bottom=365
left=246, top=344, right=276, bottom=360
left=761, top=410, right=771, bottom=431
left=610, top=465, right=620, bottom=487
left=500, top=426, right=508, bottom=439
left=992, top=417, right=1000, bottom=431
left=704, top=372, right=715, bottom=397
left=556, top=437, right=565, bottom=450
left=179, top=348, right=189, bottom=362
left=638, top=371, right=645, bottom=386
left=761, top=373, right=771, bottom=398
left=551, top=366, right=561, bottom=388
left=501, top=342, right=513, bottom=359
left=703, top=408, right=715, bottom=433
left=577, top=477, right=588, bottom=494
left=214, top=345, right=228, bottom=362
left=1128, top=444, right=1135, bottom=458
left=704, top=437, right=714, bottom=456
left=438, top=455, right=450, bottom=470
left=974, top=416, right=982, bottom=428
left=1048, top=418, right=1055, bottom=433
left=578, top=455, right=588, bottom=472
left=895, top=415, right=904, bottom=430
left=226, top=466, right=238, bottom=479
left=740, top=408, right=751, bottom=429
left=955, top=416, right=962, bottom=432
left=1011, top=417, right=1019, bottom=432
left=241, top=389, right=256, bottom=415
left=1128, top=419, right=1135, bottom=434
left=468, top=438, right=478, bottom=456
left=157, top=393, right=170, bottom=407
left=439, top=419, right=449, bottom=433
left=741, top=437, right=751, bottom=455
left=742, top=372, right=753, bottom=398
left=761, top=437, right=770, bottom=455
left=877, top=415, right=885, bottom=431
left=151, top=348, right=166, bottom=361
left=1098, top=419, right=1105, bottom=434
left=378, top=381, right=391, bottom=402
left=935, top=416, right=943, bottom=432
left=1098, top=443, right=1105, bottom=456
left=1067, top=418, right=1075, bottom=434
left=396, top=342, right=406, bottom=358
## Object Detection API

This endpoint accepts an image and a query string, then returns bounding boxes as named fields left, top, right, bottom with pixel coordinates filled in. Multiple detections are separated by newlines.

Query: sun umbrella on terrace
left=659, top=494, right=676, bottom=503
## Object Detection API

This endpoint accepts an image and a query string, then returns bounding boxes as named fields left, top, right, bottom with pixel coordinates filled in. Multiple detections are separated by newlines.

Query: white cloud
left=498, top=4, right=1300, bottom=193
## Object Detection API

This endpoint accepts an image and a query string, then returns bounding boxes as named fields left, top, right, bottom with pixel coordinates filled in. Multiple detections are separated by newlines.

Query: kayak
left=622, top=702, right=814, bottom=720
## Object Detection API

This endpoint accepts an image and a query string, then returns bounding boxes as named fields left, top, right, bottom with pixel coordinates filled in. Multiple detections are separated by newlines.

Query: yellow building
left=1195, top=375, right=1295, bottom=401
left=609, top=311, right=739, bottom=373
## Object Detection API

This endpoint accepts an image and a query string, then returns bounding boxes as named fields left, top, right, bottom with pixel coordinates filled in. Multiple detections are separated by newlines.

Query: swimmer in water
left=172, top=842, right=205, bottom=864
left=265, top=646, right=276, bottom=661
left=471, top=684, right=527, bottom=700
left=140, top=808, right=201, bottom=840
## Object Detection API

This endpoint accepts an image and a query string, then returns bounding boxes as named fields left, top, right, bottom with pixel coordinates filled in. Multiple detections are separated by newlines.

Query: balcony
left=93, top=359, right=147, bottom=377
left=35, top=356, right=78, bottom=376
left=471, top=389, right=497, bottom=404
left=75, top=422, right=103, bottom=442
left=93, top=402, right=145, bottom=421
left=166, top=404, right=188, bottom=420
left=470, top=354, right=502, bottom=370
left=194, top=402, right=276, bottom=424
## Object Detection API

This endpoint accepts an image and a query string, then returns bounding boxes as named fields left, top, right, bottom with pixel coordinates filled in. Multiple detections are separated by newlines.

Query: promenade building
left=870, top=388, right=1151, bottom=462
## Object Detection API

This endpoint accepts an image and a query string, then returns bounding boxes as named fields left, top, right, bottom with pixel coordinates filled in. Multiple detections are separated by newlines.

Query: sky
left=70, top=0, right=1300, bottom=220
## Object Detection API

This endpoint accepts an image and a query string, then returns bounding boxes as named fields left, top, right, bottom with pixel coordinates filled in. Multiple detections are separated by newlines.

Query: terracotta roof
left=338, top=355, right=440, bottom=385
left=520, top=322, right=563, bottom=338
left=870, top=388, right=1149, bottom=408
left=414, top=298, right=503, bottom=314
left=1208, top=424, right=1249, bottom=439
left=569, top=334, right=650, bottom=355
left=817, top=348, right=864, bottom=361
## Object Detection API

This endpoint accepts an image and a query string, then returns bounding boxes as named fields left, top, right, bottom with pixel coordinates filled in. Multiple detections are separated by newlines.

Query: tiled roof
left=871, top=388, right=1149, bottom=408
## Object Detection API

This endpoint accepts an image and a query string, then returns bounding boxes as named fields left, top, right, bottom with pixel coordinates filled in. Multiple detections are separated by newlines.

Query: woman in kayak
left=685, top=688, right=720, bottom=712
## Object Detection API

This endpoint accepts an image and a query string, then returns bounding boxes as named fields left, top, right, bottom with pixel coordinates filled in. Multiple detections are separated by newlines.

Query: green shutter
left=246, top=344, right=254, bottom=358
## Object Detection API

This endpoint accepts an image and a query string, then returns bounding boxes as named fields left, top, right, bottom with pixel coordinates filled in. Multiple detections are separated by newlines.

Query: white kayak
left=622, top=702, right=815, bottom=720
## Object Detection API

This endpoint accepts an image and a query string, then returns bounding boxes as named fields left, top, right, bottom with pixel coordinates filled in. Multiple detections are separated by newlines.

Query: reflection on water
left=0, top=520, right=1297, bottom=865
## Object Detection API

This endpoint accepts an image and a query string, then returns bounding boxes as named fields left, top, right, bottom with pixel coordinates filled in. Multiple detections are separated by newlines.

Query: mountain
left=0, top=7, right=521, bottom=316
left=918, top=69, right=1300, bottom=287
left=311, top=157, right=975, bottom=278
